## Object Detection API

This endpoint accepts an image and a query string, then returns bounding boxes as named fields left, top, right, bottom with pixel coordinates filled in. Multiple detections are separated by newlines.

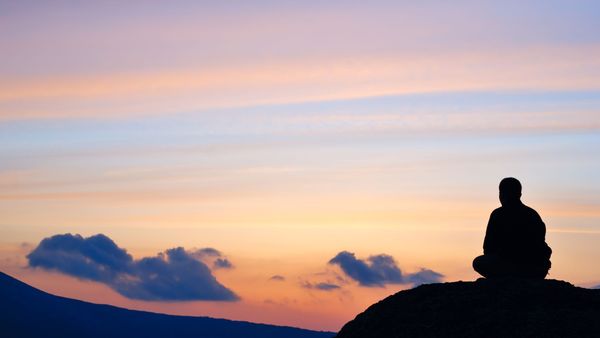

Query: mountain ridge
left=0, top=271, right=334, bottom=338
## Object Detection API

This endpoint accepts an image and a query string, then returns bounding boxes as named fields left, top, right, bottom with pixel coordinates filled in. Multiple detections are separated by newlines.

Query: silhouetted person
left=473, top=177, right=552, bottom=279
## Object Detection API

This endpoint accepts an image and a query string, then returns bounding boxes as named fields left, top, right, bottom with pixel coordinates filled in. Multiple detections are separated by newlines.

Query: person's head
left=499, top=177, right=522, bottom=206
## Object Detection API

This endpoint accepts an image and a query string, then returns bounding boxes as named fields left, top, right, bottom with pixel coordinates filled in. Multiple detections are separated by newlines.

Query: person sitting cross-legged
left=473, top=177, right=552, bottom=279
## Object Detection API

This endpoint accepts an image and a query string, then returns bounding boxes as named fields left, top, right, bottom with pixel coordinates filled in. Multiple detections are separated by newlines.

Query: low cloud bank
left=329, top=251, right=443, bottom=287
left=27, top=233, right=238, bottom=301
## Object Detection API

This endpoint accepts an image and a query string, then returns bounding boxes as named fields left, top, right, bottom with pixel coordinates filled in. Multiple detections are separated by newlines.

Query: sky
left=1, top=0, right=600, bottom=332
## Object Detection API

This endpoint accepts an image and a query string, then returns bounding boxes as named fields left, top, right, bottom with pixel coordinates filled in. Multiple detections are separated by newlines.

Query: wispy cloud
left=2, top=45, right=599, bottom=121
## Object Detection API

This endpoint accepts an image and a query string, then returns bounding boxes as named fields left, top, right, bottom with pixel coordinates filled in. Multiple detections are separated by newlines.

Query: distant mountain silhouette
left=0, top=271, right=333, bottom=338
left=336, top=278, right=600, bottom=338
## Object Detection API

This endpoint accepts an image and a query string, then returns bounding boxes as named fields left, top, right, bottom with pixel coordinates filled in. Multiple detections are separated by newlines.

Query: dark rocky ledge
left=336, top=278, right=600, bottom=338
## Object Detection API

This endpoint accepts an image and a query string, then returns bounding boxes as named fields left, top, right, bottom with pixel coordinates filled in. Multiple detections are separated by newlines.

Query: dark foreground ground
left=337, top=278, right=600, bottom=338
left=0, top=271, right=334, bottom=338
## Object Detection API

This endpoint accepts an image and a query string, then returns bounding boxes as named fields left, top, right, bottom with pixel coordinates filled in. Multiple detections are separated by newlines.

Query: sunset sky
left=1, top=0, right=600, bottom=331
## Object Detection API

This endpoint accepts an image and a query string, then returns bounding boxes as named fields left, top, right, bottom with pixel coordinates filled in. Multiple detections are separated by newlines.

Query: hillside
left=0, top=271, right=333, bottom=338
left=336, top=278, right=600, bottom=338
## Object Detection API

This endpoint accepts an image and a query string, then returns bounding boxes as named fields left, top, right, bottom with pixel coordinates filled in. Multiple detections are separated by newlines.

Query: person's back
left=473, top=177, right=552, bottom=279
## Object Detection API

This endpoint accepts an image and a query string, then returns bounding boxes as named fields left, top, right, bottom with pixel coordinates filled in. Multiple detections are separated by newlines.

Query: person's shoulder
left=521, top=203, right=542, bottom=217
left=490, top=206, right=503, bottom=216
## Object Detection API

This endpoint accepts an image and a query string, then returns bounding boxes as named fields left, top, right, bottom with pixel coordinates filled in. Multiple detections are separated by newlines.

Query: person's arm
left=536, top=212, right=546, bottom=242
left=483, top=210, right=499, bottom=255
left=534, top=211, right=552, bottom=260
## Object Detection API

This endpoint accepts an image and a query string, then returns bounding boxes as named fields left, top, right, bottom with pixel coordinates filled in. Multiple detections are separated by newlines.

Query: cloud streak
left=27, top=233, right=238, bottom=301
left=269, top=275, right=285, bottom=281
left=301, top=281, right=341, bottom=291
left=329, top=251, right=443, bottom=287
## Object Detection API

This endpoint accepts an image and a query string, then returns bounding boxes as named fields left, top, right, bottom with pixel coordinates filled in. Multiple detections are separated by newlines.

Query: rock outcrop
left=337, top=278, right=600, bottom=338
